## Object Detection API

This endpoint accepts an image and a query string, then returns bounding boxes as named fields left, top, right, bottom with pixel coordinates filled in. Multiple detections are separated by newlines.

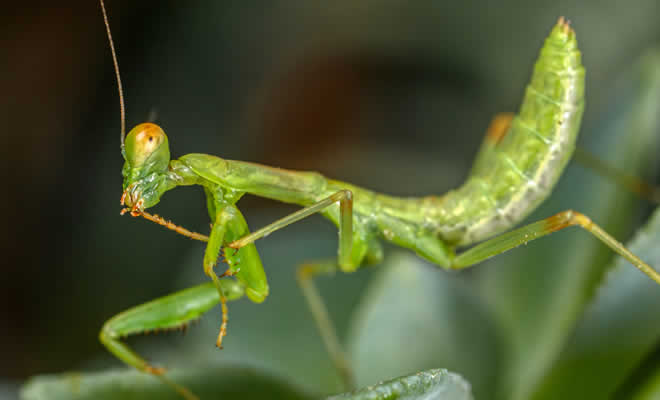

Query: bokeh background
left=2, top=1, right=660, bottom=399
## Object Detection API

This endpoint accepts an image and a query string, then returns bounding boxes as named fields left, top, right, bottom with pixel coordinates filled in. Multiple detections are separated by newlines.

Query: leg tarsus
left=216, top=293, right=228, bottom=349
left=205, top=268, right=229, bottom=349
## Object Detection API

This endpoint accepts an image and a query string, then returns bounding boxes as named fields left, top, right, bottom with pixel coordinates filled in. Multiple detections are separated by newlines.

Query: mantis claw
left=120, top=185, right=145, bottom=216
left=219, top=247, right=237, bottom=264
left=128, top=199, right=145, bottom=217
left=218, top=269, right=234, bottom=278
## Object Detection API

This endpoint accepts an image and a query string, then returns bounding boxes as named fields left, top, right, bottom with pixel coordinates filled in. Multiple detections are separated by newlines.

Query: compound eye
left=134, top=123, right=166, bottom=152
left=125, top=123, right=169, bottom=167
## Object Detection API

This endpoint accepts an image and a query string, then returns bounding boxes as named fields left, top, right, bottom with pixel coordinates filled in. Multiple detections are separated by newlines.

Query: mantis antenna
left=100, top=0, right=126, bottom=151
left=102, top=1, right=210, bottom=243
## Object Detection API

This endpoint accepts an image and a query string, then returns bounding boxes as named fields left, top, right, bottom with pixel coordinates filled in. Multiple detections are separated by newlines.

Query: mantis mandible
left=98, top=2, right=660, bottom=399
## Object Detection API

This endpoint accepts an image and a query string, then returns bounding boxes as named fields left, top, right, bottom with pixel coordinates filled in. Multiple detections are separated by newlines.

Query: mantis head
left=121, top=123, right=171, bottom=214
left=100, top=4, right=172, bottom=216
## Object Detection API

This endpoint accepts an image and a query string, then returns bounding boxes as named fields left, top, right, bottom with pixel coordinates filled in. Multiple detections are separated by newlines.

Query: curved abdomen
left=427, top=19, right=585, bottom=246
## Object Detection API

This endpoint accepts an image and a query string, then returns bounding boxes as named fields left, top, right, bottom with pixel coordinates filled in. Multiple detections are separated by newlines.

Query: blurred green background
left=2, top=1, right=660, bottom=399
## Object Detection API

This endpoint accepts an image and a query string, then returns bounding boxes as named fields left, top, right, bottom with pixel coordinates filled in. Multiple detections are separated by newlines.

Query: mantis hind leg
left=99, top=280, right=245, bottom=400
left=451, top=210, right=660, bottom=285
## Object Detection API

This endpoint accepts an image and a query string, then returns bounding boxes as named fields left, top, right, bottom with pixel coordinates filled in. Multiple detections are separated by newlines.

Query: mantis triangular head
left=120, top=123, right=172, bottom=212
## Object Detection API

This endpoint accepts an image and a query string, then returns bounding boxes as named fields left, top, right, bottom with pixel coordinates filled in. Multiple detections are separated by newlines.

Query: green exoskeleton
left=99, top=2, right=660, bottom=399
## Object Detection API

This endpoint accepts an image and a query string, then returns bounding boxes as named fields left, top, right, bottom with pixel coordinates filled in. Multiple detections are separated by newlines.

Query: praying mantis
left=98, top=2, right=660, bottom=399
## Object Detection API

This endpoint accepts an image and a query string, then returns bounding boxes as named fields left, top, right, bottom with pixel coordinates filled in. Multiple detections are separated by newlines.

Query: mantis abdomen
left=431, top=19, right=585, bottom=246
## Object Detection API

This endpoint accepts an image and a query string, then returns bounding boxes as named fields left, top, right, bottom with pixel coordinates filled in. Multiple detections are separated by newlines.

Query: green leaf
left=347, top=253, right=499, bottom=399
left=631, top=362, right=660, bottom=400
left=529, top=206, right=660, bottom=399
left=20, top=365, right=312, bottom=400
left=326, top=369, right=473, bottom=400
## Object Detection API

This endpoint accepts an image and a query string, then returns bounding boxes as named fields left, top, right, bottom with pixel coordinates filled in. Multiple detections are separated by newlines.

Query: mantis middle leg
left=228, top=190, right=365, bottom=269
left=227, top=190, right=383, bottom=390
